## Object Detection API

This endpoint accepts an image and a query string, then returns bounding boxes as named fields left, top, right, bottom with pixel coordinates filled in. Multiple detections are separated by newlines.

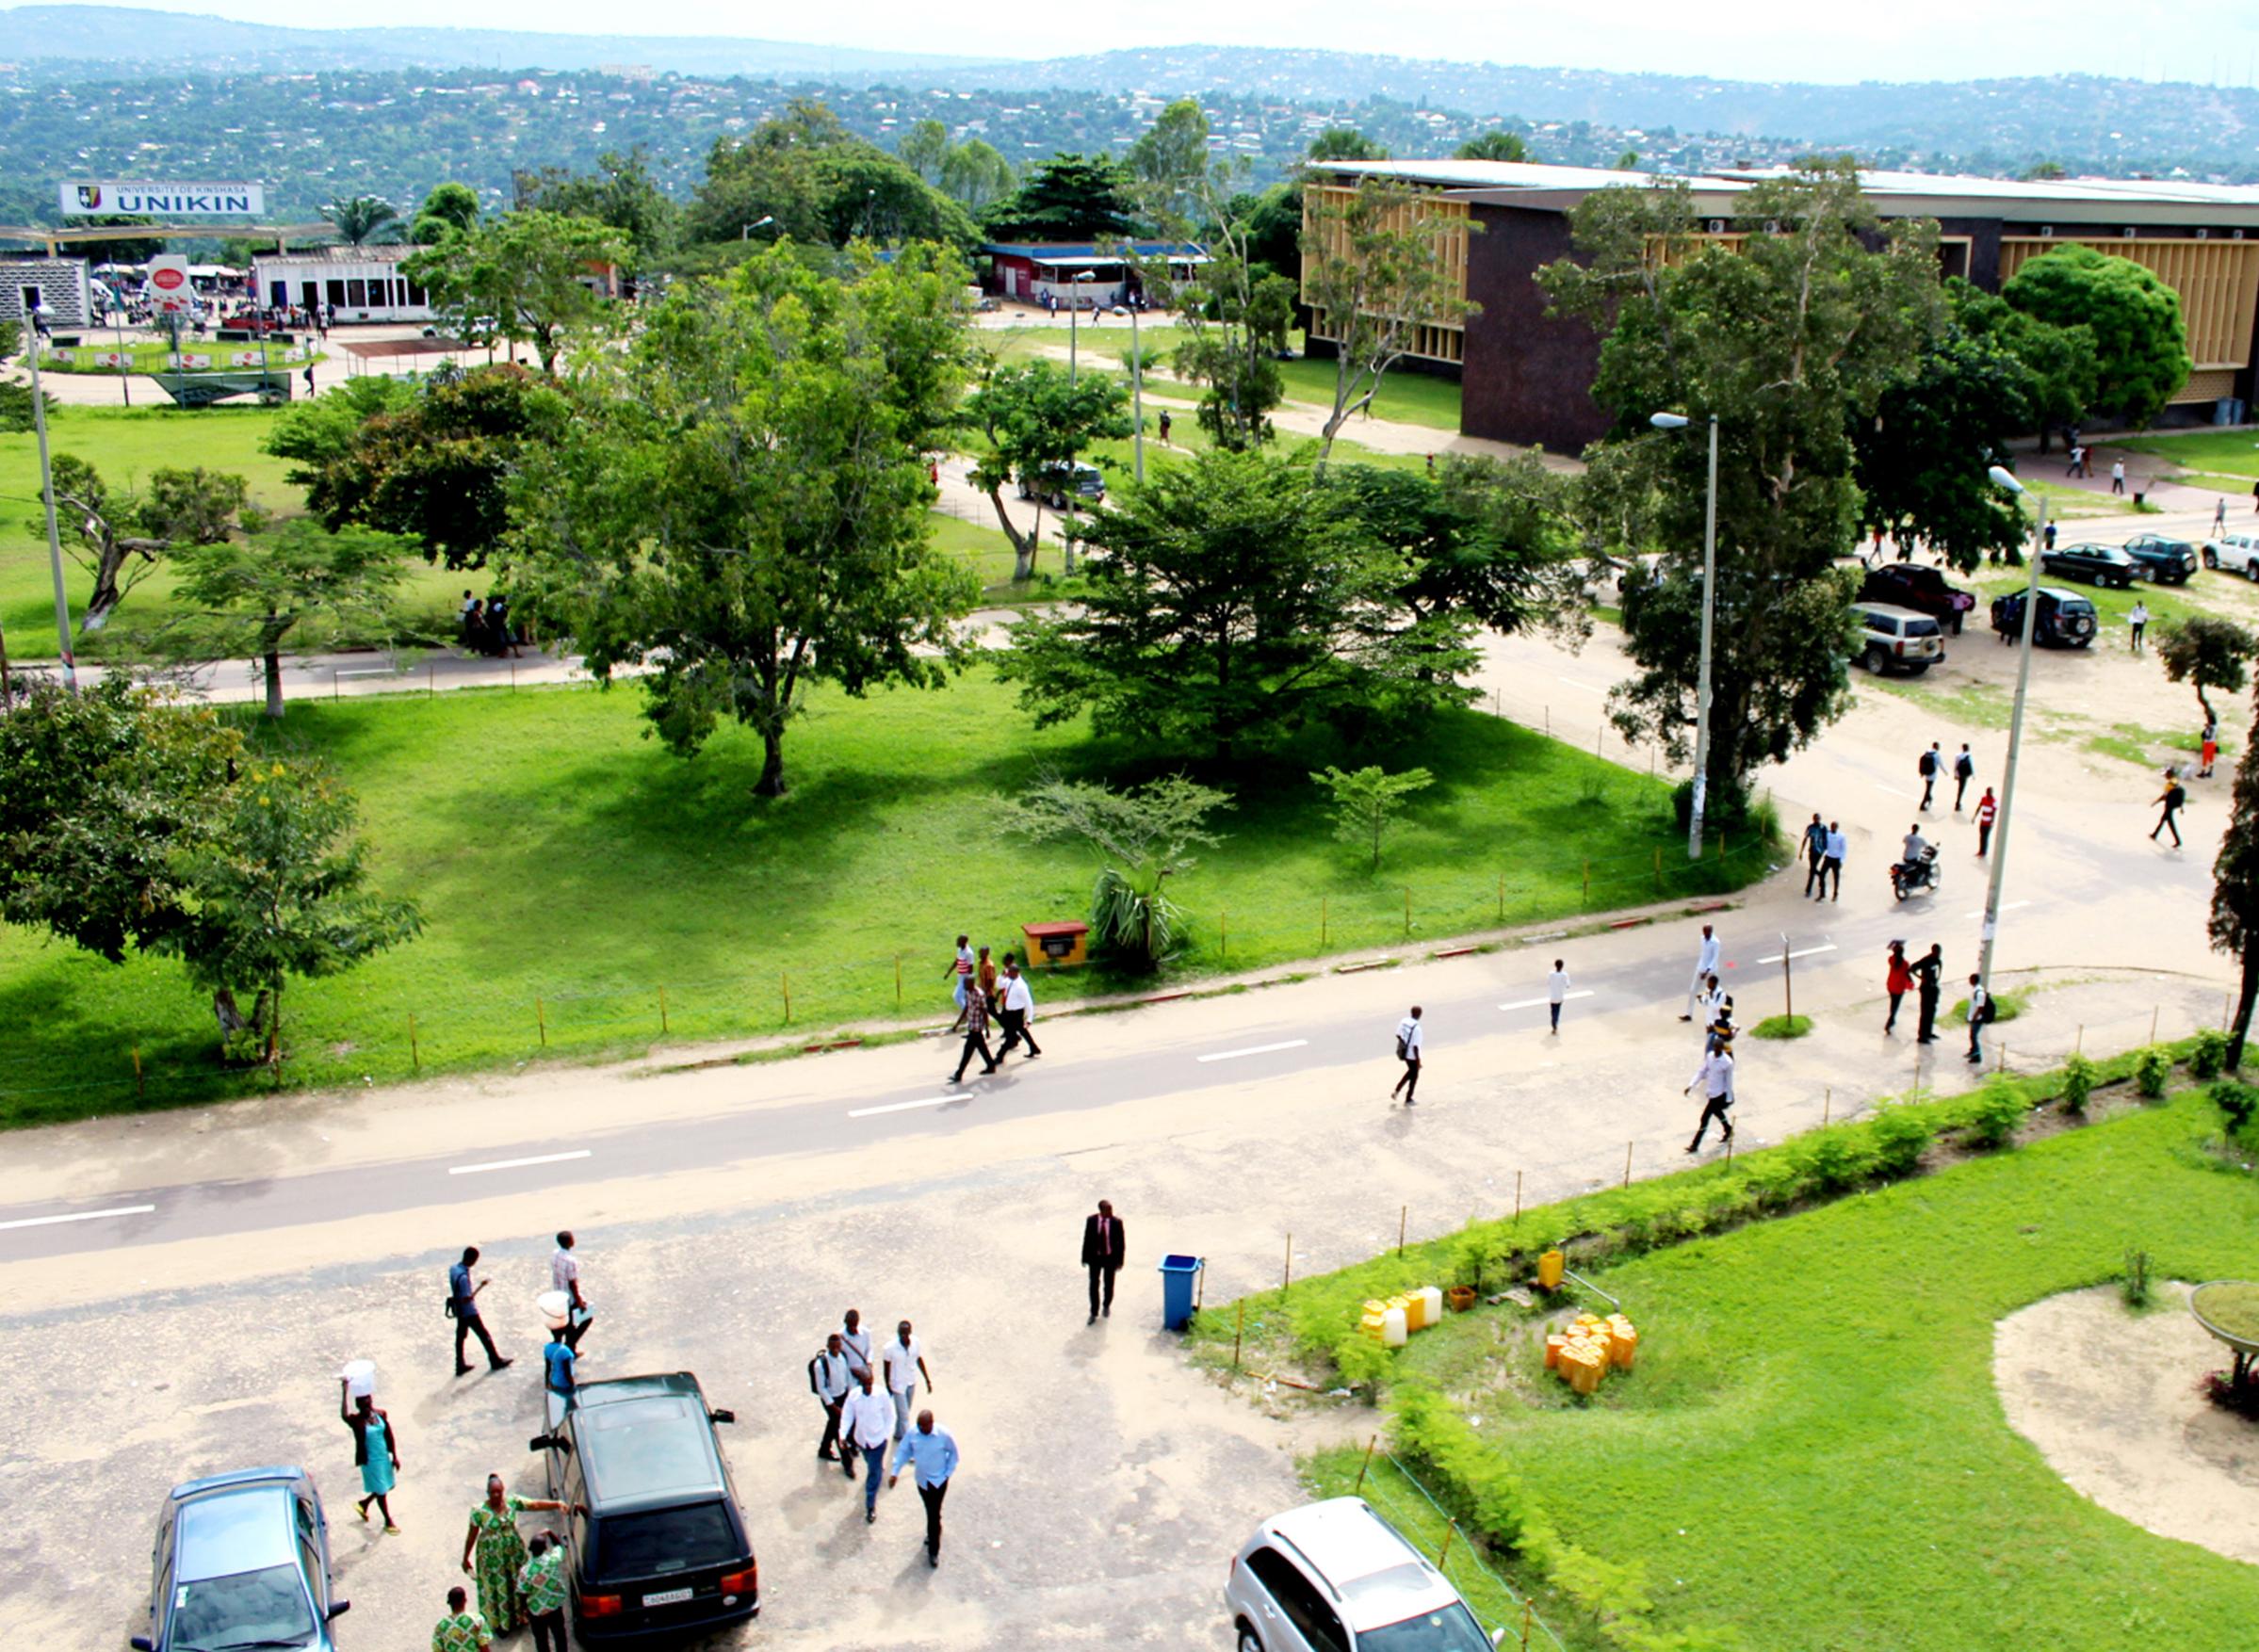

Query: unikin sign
left=61, top=181, right=266, bottom=217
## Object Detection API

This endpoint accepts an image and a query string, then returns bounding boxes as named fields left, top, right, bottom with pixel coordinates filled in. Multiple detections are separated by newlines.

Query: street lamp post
left=26, top=300, right=76, bottom=693
left=1069, top=267, right=1097, bottom=385
left=1976, top=465, right=2050, bottom=1005
left=1652, top=410, right=1719, bottom=860
left=1128, top=278, right=1145, bottom=484
left=739, top=216, right=775, bottom=241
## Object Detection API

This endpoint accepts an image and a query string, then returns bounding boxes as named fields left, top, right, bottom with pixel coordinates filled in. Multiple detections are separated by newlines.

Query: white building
left=252, top=245, right=434, bottom=323
left=0, top=257, right=94, bottom=328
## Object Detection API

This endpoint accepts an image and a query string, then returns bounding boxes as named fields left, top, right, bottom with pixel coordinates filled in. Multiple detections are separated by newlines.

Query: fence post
left=1623, top=1140, right=1633, bottom=1188
left=1437, top=1522, right=1455, bottom=1572
left=1398, top=1205, right=1406, bottom=1256
left=2074, top=1024, right=2083, bottom=1056
left=1725, top=1130, right=1734, bottom=1166
left=658, top=987, right=669, bottom=1035
left=782, top=972, right=792, bottom=1024
left=132, top=1045, right=144, bottom=1098
left=1321, top=897, right=1328, bottom=948
left=1496, top=872, right=1504, bottom=923
left=1513, top=1169, right=1521, bottom=1223
left=1234, top=1301, right=1245, bottom=1371
left=1355, top=1433, right=1378, bottom=1493
left=1654, top=846, right=1663, bottom=891
left=2151, top=1004, right=2159, bottom=1044
left=1781, top=931, right=1794, bottom=1023
left=1403, top=887, right=1411, bottom=937
left=1220, top=910, right=1227, bottom=961
left=1520, top=1602, right=1534, bottom=1650
left=427, top=663, right=434, bottom=696
left=1822, top=1086, right=1830, bottom=1127
left=535, top=996, right=546, bottom=1047
left=1282, top=1232, right=1292, bottom=1296
left=409, top=1013, right=419, bottom=1072
left=1583, top=859, right=1591, bottom=904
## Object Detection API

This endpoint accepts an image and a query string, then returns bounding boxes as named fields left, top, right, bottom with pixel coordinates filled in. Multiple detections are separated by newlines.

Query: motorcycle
left=1890, top=845, right=1941, bottom=901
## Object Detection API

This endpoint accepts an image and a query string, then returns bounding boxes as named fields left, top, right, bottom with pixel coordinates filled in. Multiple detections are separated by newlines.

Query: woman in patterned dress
left=460, top=1473, right=566, bottom=1633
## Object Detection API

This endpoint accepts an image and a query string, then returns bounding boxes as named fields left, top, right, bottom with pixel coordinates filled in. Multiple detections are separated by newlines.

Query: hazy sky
left=67, top=0, right=2259, bottom=85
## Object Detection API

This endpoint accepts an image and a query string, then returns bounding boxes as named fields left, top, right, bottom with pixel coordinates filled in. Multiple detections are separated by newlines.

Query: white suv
left=2204, top=531, right=2259, bottom=577
left=1851, top=601, right=1946, bottom=676
left=1226, top=1498, right=1499, bottom=1652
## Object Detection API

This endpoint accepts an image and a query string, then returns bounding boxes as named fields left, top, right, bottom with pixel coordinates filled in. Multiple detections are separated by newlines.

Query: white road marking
left=1500, top=991, right=1595, bottom=1011
left=1872, top=785, right=1906, bottom=797
left=1196, top=1039, right=1311, bottom=1063
left=447, top=1149, right=592, bottom=1176
left=333, top=669, right=398, bottom=680
left=1554, top=675, right=1603, bottom=693
left=1966, top=900, right=2032, bottom=919
left=0, top=1203, right=156, bottom=1232
left=1755, top=944, right=1839, bottom=964
left=848, top=1094, right=959, bottom=1119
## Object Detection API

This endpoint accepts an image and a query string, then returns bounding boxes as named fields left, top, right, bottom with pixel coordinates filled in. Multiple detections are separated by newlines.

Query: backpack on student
left=1394, top=1032, right=1409, bottom=1061
left=807, top=1352, right=829, bottom=1396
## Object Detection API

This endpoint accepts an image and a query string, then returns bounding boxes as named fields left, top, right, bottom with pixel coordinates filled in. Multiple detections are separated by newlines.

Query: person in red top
left=1884, top=941, right=1914, bottom=1035
left=1974, top=787, right=1998, bottom=857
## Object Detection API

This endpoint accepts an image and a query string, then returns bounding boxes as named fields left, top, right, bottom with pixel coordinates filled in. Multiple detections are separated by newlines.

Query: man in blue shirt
left=887, top=1409, right=961, bottom=1565
left=449, top=1245, right=512, bottom=1376
left=543, top=1325, right=576, bottom=1400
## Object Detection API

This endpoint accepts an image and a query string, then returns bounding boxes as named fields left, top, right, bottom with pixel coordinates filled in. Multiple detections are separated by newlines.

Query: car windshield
left=1356, top=1599, right=1494, bottom=1651
left=590, top=1500, right=740, bottom=1583
left=169, top=1563, right=316, bottom=1650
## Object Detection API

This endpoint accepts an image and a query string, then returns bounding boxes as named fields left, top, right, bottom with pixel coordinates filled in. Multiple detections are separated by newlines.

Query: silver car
left=132, top=1466, right=349, bottom=1651
left=1227, top=1497, right=1499, bottom=1652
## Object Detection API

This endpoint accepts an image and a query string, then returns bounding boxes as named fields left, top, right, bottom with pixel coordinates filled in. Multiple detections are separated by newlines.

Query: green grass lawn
left=2118, top=429, right=2259, bottom=484
left=0, top=670, right=1763, bottom=1125
left=1306, top=1088, right=2259, bottom=1650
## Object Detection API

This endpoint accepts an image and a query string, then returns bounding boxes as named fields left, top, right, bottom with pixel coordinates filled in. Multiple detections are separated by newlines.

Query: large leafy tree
left=939, top=139, right=1016, bottom=213
left=964, top=361, right=1130, bottom=581
left=1146, top=163, right=1295, bottom=451
left=404, top=209, right=629, bottom=375
left=1455, top=131, right=1531, bottom=162
left=1000, top=448, right=1480, bottom=758
left=513, top=150, right=678, bottom=263
left=688, top=101, right=975, bottom=251
left=2002, top=244, right=2189, bottom=427
left=1126, top=98, right=1211, bottom=227
left=1307, top=128, right=1388, bottom=162
left=1539, top=162, right=1943, bottom=816
left=40, top=457, right=251, bottom=631
left=320, top=194, right=400, bottom=247
left=984, top=154, right=1137, bottom=241
left=896, top=119, right=952, bottom=186
left=410, top=181, right=481, bottom=245
left=507, top=244, right=980, bottom=798
left=1855, top=310, right=2036, bottom=569
left=1945, top=280, right=2098, bottom=445
left=2157, top=616, right=2259, bottom=729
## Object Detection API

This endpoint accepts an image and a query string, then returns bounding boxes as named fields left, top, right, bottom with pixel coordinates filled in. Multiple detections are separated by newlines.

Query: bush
left=2134, top=1045, right=2173, bottom=1099
left=1962, top=1081, right=2027, bottom=1150
left=1392, top=1387, right=1548, bottom=1555
left=2121, top=1248, right=2153, bottom=1309
left=2190, top=1028, right=2230, bottom=1080
left=1798, top=1127, right=1879, bottom=1193
left=1750, top=1013, right=1812, bottom=1039
left=2210, top=1077, right=2259, bottom=1134
left=1868, top=1107, right=1937, bottom=1177
left=2058, top=1053, right=2099, bottom=1115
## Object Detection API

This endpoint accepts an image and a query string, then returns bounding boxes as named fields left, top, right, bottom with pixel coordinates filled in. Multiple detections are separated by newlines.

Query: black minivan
left=529, top=1373, right=757, bottom=1644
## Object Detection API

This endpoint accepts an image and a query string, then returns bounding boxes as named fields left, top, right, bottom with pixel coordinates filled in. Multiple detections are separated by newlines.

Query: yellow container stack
left=1357, top=1288, right=1454, bottom=1347
left=1549, top=1309, right=1640, bottom=1393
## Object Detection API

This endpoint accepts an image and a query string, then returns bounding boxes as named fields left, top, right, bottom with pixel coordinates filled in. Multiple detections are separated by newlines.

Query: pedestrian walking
left=2110, top=459, right=2126, bottom=495
left=1975, top=786, right=1998, bottom=856
left=1821, top=821, right=1846, bottom=900
left=2201, top=717, right=2219, bottom=779
left=518, top=1533, right=569, bottom=1652
left=447, top=1247, right=513, bottom=1376
left=1081, top=1199, right=1126, bottom=1322
left=1158, top=409, right=1172, bottom=444
left=2218, top=496, right=2231, bottom=535
left=550, top=1231, right=593, bottom=1351
left=945, top=933, right=974, bottom=1031
left=1682, top=925, right=1722, bottom=1020
left=431, top=1586, right=491, bottom=1652
left=1390, top=1005, right=1425, bottom=1104
left=839, top=1308, right=874, bottom=1386
left=888, top=1410, right=961, bottom=1567
left=1884, top=941, right=1912, bottom=1034
left=1683, top=1045, right=1735, bottom=1153
left=1953, top=744, right=1975, bottom=811
left=841, top=1369, right=894, bottom=1512
left=541, top=1325, right=574, bottom=1399
left=1800, top=811, right=1828, bottom=897
left=301, top=361, right=316, bottom=397
left=340, top=1380, right=401, bottom=1532
left=950, top=975, right=998, bottom=1082
left=1546, top=959, right=1571, bottom=1032
left=811, top=1332, right=853, bottom=1466
left=1698, top=973, right=1726, bottom=1035
left=1918, top=741, right=1942, bottom=810
left=2043, top=520, right=2058, bottom=552
left=461, top=1475, right=566, bottom=1636
left=974, top=944, right=998, bottom=1013
left=1965, top=973, right=1991, bottom=1065
left=1912, top=943, right=1943, bottom=1044
left=2065, top=444, right=2084, bottom=478
left=995, top=959, right=1042, bottom=1061
left=2152, top=768, right=2186, bottom=847
left=2128, top=599, right=2150, bottom=655
left=883, top=1320, right=933, bottom=1441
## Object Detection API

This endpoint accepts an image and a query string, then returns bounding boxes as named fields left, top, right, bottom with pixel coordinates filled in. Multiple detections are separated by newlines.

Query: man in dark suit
left=1081, top=1200, right=1127, bottom=1324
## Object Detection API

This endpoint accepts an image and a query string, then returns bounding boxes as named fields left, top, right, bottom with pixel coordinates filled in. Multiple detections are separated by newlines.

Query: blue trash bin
left=1158, top=1254, right=1204, bottom=1332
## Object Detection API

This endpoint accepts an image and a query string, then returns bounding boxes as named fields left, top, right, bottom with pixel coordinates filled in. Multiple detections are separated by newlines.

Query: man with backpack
left=1966, top=974, right=1992, bottom=1065
left=1800, top=812, right=1828, bottom=898
left=1390, top=1006, right=1424, bottom=1106
left=810, top=1331, right=853, bottom=1470
left=1918, top=742, right=1942, bottom=811
left=1952, top=744, right=1975, bottom=811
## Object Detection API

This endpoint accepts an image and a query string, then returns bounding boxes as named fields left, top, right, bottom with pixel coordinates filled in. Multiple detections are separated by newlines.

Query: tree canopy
left=2158, top=616, right=2259, bottom=728
left=410, top=181, right=481, bottom=245
left=321, top=194, right=400, bottom=247
left=688, top=100, right=979, bottom=251
left=1308, top=127, right=1389, bottom=161
left=2002, top=244, right=2189, bottom=427
left=983, top=154, right=1137, bottom=241
left=1455, top=131, right=1531, bottom=162
left=402, top=208, right=630, bottom=374
left=963, top=361, right=1130, bottom=581
left=512, top=150, right=678, bottom=263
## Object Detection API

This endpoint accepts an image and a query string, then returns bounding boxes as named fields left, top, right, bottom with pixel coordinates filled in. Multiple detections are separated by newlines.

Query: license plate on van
left=643, top=1588, right=694, bottom=1607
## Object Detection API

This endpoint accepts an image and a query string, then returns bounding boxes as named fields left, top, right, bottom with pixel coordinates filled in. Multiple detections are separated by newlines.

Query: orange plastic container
left=1612, top=1326, right=1639, bottom=1369
left=1544, top=1334, right=1567, bottom=1370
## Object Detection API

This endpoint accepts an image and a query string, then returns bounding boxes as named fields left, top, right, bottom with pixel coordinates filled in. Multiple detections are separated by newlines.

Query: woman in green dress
left=461, top=1473, right=566, bottom=1634
left=339, top=1379, right=400, bottom=1532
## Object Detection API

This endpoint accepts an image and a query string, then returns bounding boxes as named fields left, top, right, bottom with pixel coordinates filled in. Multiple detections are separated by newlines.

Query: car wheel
left=1862, top=644, right=1890, bottom=674
left=1892, top=875, right=1908, bottom=902
left=1237, top=1628, right=1265, bottom=1652
left=2205, top=549, right=2219, bottom=569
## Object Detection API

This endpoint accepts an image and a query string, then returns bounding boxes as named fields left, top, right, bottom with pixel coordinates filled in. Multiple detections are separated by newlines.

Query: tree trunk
left=755, top=727, right=788, bottom=798
left=266, top=978, right=283, bottom=1080
left=263, top=649, right=284, bottom=719
left=2229, top=947, right=2259, bottom=1072
left=985, top=486, right=1039, bottom=583
left=2198, top=685, right=2217, bottom=730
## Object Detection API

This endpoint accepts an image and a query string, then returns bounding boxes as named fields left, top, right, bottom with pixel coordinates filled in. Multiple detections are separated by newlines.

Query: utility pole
left=1977, top=467, right=2049, bottom=1000
left=27, top=301, right=76, bottom=692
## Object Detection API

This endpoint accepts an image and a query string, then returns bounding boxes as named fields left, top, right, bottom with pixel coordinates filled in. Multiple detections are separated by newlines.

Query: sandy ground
left=1994, top=1282, right=2259, bottom=1565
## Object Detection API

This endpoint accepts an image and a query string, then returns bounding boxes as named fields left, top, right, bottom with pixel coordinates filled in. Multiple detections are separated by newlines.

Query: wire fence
left=1352, top=1449, right=1570, bottom=1652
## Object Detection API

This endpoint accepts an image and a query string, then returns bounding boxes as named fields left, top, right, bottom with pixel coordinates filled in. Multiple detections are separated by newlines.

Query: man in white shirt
left=838, top=1308, right=873, bottom=1385
left=883, top=1320, right=933, bottom=1441
left=1965, top=973, right=1990, bottom=1065
left=812, top=1332, right=854, bottom=1472
left=1684, top=1047, right=1735, bottom=1153
left=1698, top=975, right=1727, bottom=1038
left=1682, top=925, right=1721, bottom=1020
left=994, top=960, right=1042, bottom=1061
left=551, top=1230, right=593, bottom=1350
left=1820, top=822, right=1847, bottom=901
left=1390, top=1005, right=1425, bottom=1106
left=840, top=1369, right=896, bottom=1518
left=1545, top=960, right=1571, bottom=1033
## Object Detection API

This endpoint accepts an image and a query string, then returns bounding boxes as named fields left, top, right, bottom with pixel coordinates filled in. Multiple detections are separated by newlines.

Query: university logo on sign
left=75, top=184, right=103, bottom=211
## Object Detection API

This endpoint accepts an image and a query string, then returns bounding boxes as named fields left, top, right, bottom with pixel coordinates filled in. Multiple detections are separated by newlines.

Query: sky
left=57, top=0, right=2259, bottom=86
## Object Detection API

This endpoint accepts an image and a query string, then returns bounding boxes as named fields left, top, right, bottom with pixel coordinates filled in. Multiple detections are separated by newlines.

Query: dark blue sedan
left=132, top=1466, right=349, bottom=1652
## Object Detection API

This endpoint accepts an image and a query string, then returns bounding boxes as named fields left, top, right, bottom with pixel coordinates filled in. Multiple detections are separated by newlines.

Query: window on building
left=346, top=279, right=366, bottom=308
left=325, top=279, right=346, bottom=307
left=406, top=283, right=427, bottom=306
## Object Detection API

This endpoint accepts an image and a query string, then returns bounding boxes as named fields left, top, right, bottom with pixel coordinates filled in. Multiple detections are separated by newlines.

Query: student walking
left=1820, top=821, right=1846, bottom=900
left=541, top=1326, right=575, bottom=1400
left=1975, top=787, right=1998, bottom=855
left=1953, top=744, right=1975, bottom=810
left=1682, top=925, right=1722, bottom=1020
left=1965, top=974, right=1991, bottom=1064
left=1683, top=1046, right=1736, bottom=1153
left=950, top=979, right=998, bottom=1082
left=2110, top=459, right=2127, bottom=495
left=1158, top=409, right=1172, bottom=444
left=945, top=934, right=975, bottom=1031
left=1800, top=812, right=1828, bottom=896
left=1546, top=960, right=1571, bottom=1032
left=1390, top=1005, right=1425, bottom=1104
left=1884, top=941, right=1913, bottom=1034
left=995, top=960, right=1042, bottom=1060
left=838, top=1308, right=874, bottom=1386
left=883, top=1320, right=933, bottom=1441
left=448, top=1247, right=513, bottom=1376
left=341, top=1380, right=401, bottom=1532
left=2128, top=599, right=2150, bottom=655
left=2218, top=496, right=2231, bottom=535
left=2152, top=769, right=2186, bottom=847
left=811, top=1333, right=853, bottom=1466
left=1081, top=1200, right=1126, bottom=1323
left=1918, top=742, right=1942, bottom=810
left=1912, top=943, right=1943, bottom=1044
left=550, top=1232, right=593, bottom=1351
left=2201, top=717, right=2219, bottom=779
left=1698, top=973, right=1726, bottom=1036
left=841, top=1371, right=894, bottom=1514
left=889, top=1410, right=961, bottom=1566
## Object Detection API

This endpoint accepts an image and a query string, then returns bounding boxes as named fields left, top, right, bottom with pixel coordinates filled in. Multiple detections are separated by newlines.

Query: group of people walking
left=806, top=1311, right=958, bottom=1563
left=944, top=935, right=1044, bottom=1081
left=459, top=589, right=524, bottom=658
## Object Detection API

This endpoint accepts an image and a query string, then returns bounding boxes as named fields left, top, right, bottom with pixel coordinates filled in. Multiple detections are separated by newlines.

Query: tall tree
left=320, top=194, right=401, bottom=248
left=513, top=150, right=678, bottom=262
left=1947, top=279, right=2097, bottom=445
left=1126, top=98, right=1211, bottom=227
left=2157, top=616, right=2259, bottom=730
left=983, top=154, right=1137, bottom=241
left=963, top=361, right=1131, bottom=581
left=403, top=209, right=629, bottom=375
left=41, top=457, right=251, bottom=631
left=939, top=139, right=1016, bottom=212
left=1300, top=175, right=1480, bottom=464
left=410, top=181, right=481, bottom=244
left=1539, top=162, right=1944, bottom=816
left=2214, top=685, right=2259, bottom=1068
left=507, top=245, right=979, bottom=798
left=896, top=119, right=952, bottom=186
left=1455, top=130, right=1531, bottom=162
left=2002, top=244, right=2190, bottom=427
left=691, top=105, right=973, bottom=251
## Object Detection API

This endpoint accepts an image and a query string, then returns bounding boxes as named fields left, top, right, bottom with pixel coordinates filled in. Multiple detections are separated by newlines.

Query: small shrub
left=1453, top=1231, right=1488, bottom=1292
left=1869, top=1107, right=1936, bottom=1176
left=2058, top=1052, right=2099, bottom=1115
left=1743, top=1159, right=1802, bottom=1211
left=2190, top=1028, right=2231, bottom=1080
left=1963, top=1080, right=2027, bottom=1150
left=1799, top=1128, right=1879, bottom=1193
left=1702, top=1182, right=1759, bottom=1227
left=2134, top=1045, right=2173, bottom=1099
left=1749, top=1012, right=1812, bottom=1039
left=2210, top=1077, right=2259, bottom=1135
left=2121, top=1248, right=2153, bottom=1309
left=1334, top=1334, right=1394, bottom=1391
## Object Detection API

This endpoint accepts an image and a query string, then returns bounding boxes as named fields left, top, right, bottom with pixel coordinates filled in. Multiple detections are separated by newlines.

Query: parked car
left=528, top=1372, right=756, bottom=1644
left=2204, top=530, right=2259, bottom=577
left=1227, top=1497, right=1499, bottom=1652
left=1016, top=460, right=1106, bottom=511
left=2039, top=541, right=2139, bottom=589
left=1851, top=602, right=1945, bottom=676
left=2119, top=533, right=2200, bottom=584
left=1990, top=586, right=2099, bottom=648
left=132, top=1466, right=349, bottom=1652
left=1859, top=563, right=1975, bottom=634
